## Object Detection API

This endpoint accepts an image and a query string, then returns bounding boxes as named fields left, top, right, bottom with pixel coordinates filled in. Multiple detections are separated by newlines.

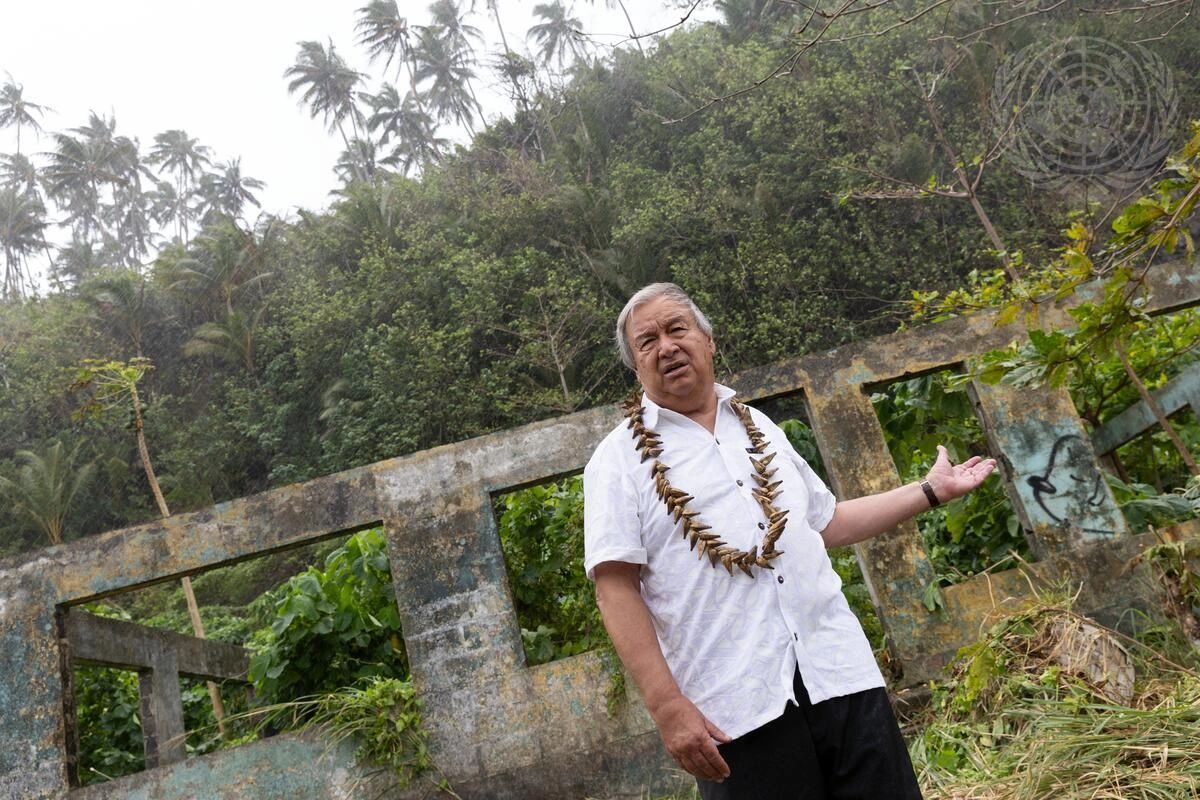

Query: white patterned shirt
left=584, top=384, right=884, bottom=739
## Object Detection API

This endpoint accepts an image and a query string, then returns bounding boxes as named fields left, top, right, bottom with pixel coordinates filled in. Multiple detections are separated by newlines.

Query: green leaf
left=923, top=582, right=945, bottom=612
left=1111, top=198, right=1165, bottom=234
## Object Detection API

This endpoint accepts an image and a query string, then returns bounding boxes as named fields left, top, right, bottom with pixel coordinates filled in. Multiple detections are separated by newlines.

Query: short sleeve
left=790, top=450, right=837, bottom=531
left=752, top=410, right=838, bottom=532
left=583, top=438, right=647, bottom=580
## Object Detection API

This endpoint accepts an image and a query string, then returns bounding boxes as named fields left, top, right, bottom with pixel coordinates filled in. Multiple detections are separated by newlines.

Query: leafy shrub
left=497, top=476, right=606, bottom=665
left=1107, top=473, right=1198, bottom=532
left=305, top=677, right=430, bottom=786
left=75, top=665, right=144, bottom=785
left=179, top=678, right=257, bottom=755
left=872, top=374, right=1026, bottom=583
left=247, top=528, right=407, bottom=703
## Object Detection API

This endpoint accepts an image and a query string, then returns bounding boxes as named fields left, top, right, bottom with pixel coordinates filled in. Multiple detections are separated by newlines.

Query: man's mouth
left=662, top=361, right=689, bottom=378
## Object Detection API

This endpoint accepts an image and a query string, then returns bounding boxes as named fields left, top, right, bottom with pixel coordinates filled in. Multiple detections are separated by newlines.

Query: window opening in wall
left=494, top=474, right=605, bottom=666
left=745, top=393, right=885, bottom=656
left=1072, top=308, right=1200, bottom=531
left=61, top=526, right=409, bottom=787
left=870, top=370, right=1027, bottom=586
left=72, top=664, right=144, bottom=786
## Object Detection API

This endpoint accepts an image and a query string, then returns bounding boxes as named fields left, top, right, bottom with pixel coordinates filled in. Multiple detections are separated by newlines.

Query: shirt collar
left=639, top=382, right=736, bottom=429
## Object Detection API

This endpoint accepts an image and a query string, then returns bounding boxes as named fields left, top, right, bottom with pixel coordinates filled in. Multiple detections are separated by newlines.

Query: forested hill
left=2, top=5, right=1198, bottom=556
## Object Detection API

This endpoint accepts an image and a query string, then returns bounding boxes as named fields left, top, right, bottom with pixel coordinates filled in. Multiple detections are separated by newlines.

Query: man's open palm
left=926, top=444, right=997, bottom=502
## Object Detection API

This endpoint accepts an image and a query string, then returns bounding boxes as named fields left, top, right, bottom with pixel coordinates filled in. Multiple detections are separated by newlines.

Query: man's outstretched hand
left=651, top=694, right=732, bottom=783
left=925, top=444, right=997, bottom=503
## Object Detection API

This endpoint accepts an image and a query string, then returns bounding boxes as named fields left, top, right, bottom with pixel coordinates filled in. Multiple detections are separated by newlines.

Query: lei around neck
left=622, top=393, right=787, bottom=577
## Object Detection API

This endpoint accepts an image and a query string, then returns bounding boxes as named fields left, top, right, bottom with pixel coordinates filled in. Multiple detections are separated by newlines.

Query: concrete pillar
left=803, top=381, right=939, bottom=677
left=971, top=380, right=1128, bottom=557
left=139, top=649, right=186, bottom=769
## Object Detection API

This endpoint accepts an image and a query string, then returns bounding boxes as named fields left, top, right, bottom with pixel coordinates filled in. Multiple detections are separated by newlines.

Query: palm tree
left=355, top=0, right=413, bottom=81
left=42, top=112, right=140, bottom=250
left=335, top=138, right=378, bottom=185
left=197, top=159, right=265, bottom=222
left=104, top=132, right=156, bottom=269
left=486, top=0, right=524, bottom=98
left=365, top=85, right=446, bottom=174
left=411, top=26, right=481, bottom=132
left=148, top=179, right=182, bottom=231
left=43, top=129, right=111, bottom=244
left=52, top=237, right=104, bottom=290
left=0, top=440, right=95, bottom=546
left=528, top=2, right=588, bottom=70
left=429, top=0, right=482, bottom=54
left=84, top=269, right=160, bottom=358
left=182, top=306, right=267, bottom=373
left=284, top=40, right=366, bottom=176
left=70, top=357, right=227, bottom=730
left=0, top=76, right=49, bottom=155
left=0, top=153, right=40, bottom=198
left=0, top=184, right=48, bottom=299
left=148, top=130, right=211, bottom=244
left=426, top=0, right=484, bottom=105
left=168, top=221, right=273, bottom=317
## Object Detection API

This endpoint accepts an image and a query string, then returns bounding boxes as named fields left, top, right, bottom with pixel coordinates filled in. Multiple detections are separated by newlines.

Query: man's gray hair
left=615, top=282, right=713, bottom=369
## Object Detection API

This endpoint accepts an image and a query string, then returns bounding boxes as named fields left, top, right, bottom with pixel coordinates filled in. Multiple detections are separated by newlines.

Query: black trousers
left=696, top=671, right=923, bottom=800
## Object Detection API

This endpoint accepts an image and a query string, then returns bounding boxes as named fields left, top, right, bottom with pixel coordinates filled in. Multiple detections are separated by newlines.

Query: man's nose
left=656, top=334, right=679, bottom=357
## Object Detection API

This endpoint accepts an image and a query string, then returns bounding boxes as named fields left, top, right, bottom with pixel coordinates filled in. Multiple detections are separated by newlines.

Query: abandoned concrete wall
left=1, top=262, right=1198, bottom=800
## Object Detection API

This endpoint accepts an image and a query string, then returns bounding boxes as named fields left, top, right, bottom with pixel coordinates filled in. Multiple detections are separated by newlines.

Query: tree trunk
left=1116, top=339, right=1200, bottom=476
left=130, top=382, right=229, bottom=735
left=490, top=3, right=545, bottom=162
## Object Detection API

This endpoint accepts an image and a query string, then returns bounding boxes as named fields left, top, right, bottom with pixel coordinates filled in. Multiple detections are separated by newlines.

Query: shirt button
left=794, top=632, right=798, bottom=640
left=715, top=438, right=721, bottom=445
left=736, top=479, right=744, bottom=487
left=758, top=522, right=765, bottom=530
left=777, top=575, right=785, bottom=584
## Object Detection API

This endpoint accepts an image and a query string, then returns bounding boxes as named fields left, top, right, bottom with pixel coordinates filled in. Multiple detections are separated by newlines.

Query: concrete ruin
left=2, top=263, right=1198, bottom=799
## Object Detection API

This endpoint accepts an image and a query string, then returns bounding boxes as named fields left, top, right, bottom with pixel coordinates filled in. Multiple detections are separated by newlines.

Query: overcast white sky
left=0, top=1, right=715, bottom=222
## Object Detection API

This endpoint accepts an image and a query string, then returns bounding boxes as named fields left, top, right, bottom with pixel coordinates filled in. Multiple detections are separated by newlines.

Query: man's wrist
left=919, top=478, right=941, bottom=508
left=646, top=688, right=682, bottom=713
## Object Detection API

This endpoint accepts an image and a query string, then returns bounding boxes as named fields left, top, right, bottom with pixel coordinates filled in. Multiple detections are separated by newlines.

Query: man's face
left=626, top=295, right=716, bottom=412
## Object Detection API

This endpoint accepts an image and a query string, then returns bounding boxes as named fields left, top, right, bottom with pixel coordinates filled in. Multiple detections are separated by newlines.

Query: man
left=584, top=283, right=996, bottom=799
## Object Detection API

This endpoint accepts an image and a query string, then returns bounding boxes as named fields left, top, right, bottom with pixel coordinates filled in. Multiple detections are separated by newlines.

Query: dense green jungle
left=2, top=0, right=1200, bottom=795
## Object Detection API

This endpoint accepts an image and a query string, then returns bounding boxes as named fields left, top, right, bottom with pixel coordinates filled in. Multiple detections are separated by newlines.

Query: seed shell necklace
left=622, top=392, right=787, bottom=577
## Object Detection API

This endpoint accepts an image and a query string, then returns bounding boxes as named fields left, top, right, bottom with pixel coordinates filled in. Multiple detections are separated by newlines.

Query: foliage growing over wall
left=247, top=529, right=407, bottom=703
left=873, top=374, right=1026, bottom=585
left=497, top=476, right=603, bottom=664
left=74, top=665, right=144, bottom=785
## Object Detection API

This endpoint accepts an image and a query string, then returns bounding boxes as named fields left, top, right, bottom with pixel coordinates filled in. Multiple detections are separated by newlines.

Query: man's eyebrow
left=633, top=313, right=689, bottom=340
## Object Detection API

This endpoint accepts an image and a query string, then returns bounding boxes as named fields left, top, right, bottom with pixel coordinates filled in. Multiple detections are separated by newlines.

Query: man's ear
left=707, top=336, right=716, bottom=354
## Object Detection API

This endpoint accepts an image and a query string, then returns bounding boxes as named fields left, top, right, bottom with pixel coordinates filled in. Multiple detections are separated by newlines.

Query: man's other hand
left=925, top=444, right=997, bottom=503
left=650, top=694, right=732, bottom=782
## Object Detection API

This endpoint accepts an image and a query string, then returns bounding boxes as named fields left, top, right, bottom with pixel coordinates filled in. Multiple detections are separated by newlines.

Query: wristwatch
left=920, top=478, right=941, bottom=508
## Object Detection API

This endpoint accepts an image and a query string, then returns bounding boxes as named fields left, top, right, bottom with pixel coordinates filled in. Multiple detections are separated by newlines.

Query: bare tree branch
left=841, top=163, right=969, bottom=199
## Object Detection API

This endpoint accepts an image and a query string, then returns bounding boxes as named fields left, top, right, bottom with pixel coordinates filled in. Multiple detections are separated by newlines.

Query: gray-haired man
left=584, top=283, right=995, bottom=799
